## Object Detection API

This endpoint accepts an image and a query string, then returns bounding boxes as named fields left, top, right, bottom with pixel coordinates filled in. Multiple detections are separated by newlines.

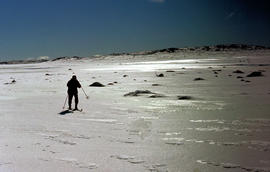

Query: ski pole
left=81, top=87, right=89, bottom=99
left=63, top=94, right=68, bottom=109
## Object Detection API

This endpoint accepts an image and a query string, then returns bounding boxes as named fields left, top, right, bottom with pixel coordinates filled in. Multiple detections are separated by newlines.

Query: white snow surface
left=1, top=50, right=270, bottom=172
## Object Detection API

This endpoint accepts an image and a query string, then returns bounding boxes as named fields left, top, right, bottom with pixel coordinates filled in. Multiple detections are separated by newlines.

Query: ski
left=72, top=108, right=83, bottom=112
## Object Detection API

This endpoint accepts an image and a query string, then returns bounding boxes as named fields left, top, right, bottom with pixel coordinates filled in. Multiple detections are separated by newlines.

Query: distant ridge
left=0, top=44, right=269, bottom=65
left=51, top=56, right=84, bottom=61
left=0, top=56, right=85, bottom=65
left=109, top=44, right=270, bottom=56
left=0, top=59, right=49, bottom=65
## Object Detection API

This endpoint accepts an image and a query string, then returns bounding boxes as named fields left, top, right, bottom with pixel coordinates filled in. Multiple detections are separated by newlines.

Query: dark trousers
left=68, top=92, right=78, bottom=109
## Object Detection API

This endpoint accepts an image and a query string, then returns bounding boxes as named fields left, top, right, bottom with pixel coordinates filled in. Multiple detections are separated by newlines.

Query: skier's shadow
left=59, top=110, right=73, bottom=115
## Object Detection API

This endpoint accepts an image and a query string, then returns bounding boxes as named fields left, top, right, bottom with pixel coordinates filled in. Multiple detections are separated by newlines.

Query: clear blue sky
left=0, top=0, right=270, bottom=60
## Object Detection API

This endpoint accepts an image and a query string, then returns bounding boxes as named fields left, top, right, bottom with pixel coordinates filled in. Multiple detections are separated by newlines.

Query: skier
left=67, top=75, right=81, bottom=110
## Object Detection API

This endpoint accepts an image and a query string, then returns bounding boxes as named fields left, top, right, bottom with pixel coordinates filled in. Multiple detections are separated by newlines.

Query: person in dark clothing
left=67, top=75, right=81, bottom=110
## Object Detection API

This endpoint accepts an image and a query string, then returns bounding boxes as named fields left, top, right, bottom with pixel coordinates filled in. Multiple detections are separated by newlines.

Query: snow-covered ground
left=1, top=50, right=270, bottom=172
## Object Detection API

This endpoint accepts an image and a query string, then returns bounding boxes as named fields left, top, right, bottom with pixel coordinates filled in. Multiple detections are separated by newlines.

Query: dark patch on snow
left=59, top=110, right=73, bottom=115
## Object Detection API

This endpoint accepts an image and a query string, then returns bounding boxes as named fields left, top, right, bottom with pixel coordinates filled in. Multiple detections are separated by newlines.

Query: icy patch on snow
left=83, top=59, right=220, bottom=72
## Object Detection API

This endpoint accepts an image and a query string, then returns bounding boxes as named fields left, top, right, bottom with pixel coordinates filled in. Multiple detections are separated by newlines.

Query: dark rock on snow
left=246, top=71, right=263, bottom=77
left=177, top=96, right=193, bottom=100
left=124, top=90, right=166, bottom=98
left=124, top=90, right=154, bottom=97
left=156, top=73, right=164, bottom=77
left=233, top=70, right=244, bottom=74
left=148, top=94, right=166, bottom=98
left=4, top=79, right=16, bottom=85
left=194, top=77, right=205, bottom=81
left=89, top=82, right=105, bottom=87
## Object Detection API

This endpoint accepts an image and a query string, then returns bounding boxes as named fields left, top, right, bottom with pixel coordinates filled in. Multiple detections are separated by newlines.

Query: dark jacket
left=67, top=78, right=81, bottom=94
